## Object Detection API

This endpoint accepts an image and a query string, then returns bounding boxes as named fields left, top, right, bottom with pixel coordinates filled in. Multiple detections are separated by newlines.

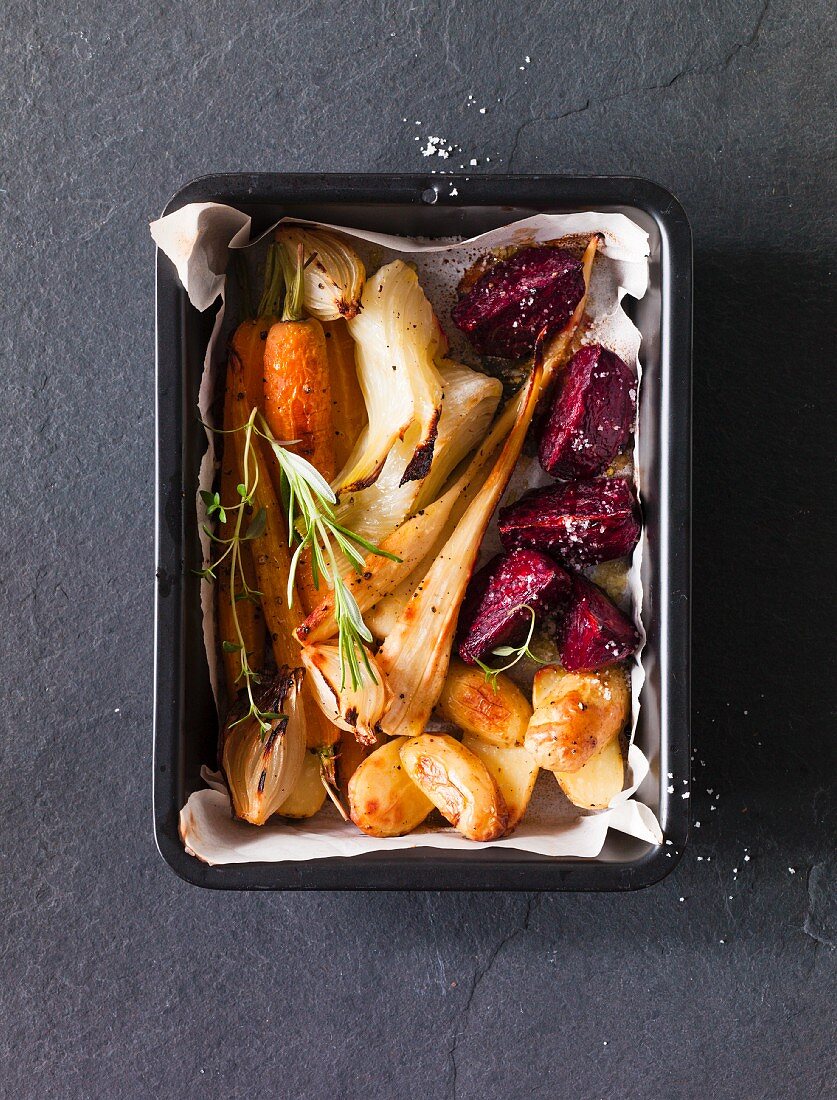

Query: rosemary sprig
left=476, top=604, right=547, bottom=691
left=257, top=413, right=400, bottom=691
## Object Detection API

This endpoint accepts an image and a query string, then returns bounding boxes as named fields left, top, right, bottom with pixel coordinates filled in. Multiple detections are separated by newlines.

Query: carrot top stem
left=279, top=241, right=307, bottom=322
left=257, top=243, right=285, bottom=319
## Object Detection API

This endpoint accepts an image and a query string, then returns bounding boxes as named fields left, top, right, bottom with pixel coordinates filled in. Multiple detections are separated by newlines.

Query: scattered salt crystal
left=667, top=785, right=674, bottom=794
left=695, top=821, right=700, bottom=828
left=788, top=867, right=796, bottom=874
left=469, top=158, right=478, bottom=166
left=744, top=855, right=750, bottom=862
left=719, top=939, right=725, bottom=944
left=681, top=792, right=690, bottom=799
left=697, top=856, right=703, bottom=861
left=479, top=107, right=486, bottom=114
left=450, top=187, right=458, bottom=196
left=679, top=897, right=685, bottom=902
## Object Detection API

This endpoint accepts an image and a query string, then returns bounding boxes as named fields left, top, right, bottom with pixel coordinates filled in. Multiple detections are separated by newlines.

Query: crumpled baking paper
left=151, top=202, right=662, bottom=864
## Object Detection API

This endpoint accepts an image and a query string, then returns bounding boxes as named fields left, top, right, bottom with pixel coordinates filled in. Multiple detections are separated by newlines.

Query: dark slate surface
left=2, top=1, right=834, bottom=1096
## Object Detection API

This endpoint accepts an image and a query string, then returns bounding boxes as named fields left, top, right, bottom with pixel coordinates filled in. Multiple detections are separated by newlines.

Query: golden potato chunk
left=399, top=734, right=509, bottom=841
left=438, top=659, right=532, bottom=747
left=348, top=738, right=434, bottom=838
left=462, top=735, right=539, bottom=833
left=278, top=750, right=327, bottom=819
left=554, top=736, right=625, bottom=810
left=525, top=665, right=629, bottom=773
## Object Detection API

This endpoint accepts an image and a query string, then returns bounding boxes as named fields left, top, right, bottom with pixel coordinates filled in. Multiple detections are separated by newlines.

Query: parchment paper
left=151, top=203, right=662, bottom=863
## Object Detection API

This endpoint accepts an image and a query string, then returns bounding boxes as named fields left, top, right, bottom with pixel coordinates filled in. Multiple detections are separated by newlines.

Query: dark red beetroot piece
left=558, top=572, right=640, bottom=671
left=451, top=247, right=585, bottom=360
left=458, top=548, right=572, bottom=665
left=539, top=344, right=636, bottom=479
left=499, top=476, right=641, bottom=568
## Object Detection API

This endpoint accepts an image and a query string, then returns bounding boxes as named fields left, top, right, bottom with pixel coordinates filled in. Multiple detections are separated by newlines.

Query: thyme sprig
left=476, top=604, right=547, bottom=691
left=197, top=408, right=278, bottom=733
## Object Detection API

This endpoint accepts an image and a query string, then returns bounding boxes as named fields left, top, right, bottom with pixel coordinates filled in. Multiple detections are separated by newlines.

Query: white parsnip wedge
left=400, top=734, right=508, bottom=842
left=462, top=735, right=539, bottom=833
left=553, top=737, right=625, bottom=811
left=348, top=737, right=434, bottom=838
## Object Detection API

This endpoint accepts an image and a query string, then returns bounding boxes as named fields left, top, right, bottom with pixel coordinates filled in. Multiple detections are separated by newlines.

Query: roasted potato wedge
left=438, top=659, right=532, bottom=747
left=554, top=736, right=625, bottom=810
left=399, top=734, right=508, bottom=841
left=525, top=664, right=629, bottom=773
left=278, top=749, right=327, bottom=819
left=462, top=734, right=539, bottom=833
left=348, top=738, right=434, bottom=838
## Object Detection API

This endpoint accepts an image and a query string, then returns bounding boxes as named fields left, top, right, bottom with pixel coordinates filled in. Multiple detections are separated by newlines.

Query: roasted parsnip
left=438, top=659, right=532, bottom=748
left=348, top=738, right=434, bottom=838
left=399, top=734, right=508, bottom=842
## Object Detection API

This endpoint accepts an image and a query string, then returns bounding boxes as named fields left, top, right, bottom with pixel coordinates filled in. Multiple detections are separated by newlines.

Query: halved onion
left=300, top=644, right=391, bottom=746
left=275, top=225, right=365, bottom=320
left=221, top=668, right=307, bottom=826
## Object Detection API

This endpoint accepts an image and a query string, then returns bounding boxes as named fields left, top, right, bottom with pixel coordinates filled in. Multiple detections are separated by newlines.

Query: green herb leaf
left=244, top=507, right=267, bottom=540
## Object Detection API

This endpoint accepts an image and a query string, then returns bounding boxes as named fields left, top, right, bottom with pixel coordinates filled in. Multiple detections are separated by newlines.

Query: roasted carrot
left=227, top=355, right=339, bottom=749
left=263, top=244, right=336, bottom=481
left=322, top=318, right=366, bottom=471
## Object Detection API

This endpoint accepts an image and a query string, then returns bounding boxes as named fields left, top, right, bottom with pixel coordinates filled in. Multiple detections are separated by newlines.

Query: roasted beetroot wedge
left=499, top=476, right=641, bottom=567
left=458, top=549, right=571, bottom=665
left=539, top=344, right=636, bottom=478
left=558, top=572, right=640, bottom=671
left=451, top=247, right=585, bottom=360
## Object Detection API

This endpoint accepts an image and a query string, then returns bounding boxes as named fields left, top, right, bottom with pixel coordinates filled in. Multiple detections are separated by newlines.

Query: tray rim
left=154, top=172, right=692, bottom=891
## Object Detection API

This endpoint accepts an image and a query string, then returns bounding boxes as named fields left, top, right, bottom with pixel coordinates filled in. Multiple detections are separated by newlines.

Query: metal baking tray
left=154, top=173, right=691, bottom=890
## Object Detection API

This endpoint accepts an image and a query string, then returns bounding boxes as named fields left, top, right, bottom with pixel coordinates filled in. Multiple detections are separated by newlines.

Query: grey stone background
left=2, top=1, right=834, bottom=1097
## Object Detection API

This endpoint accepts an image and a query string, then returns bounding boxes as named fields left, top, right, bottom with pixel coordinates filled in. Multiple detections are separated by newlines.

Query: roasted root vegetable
left=399, top=734, right=509, bottom=841
left=498, top=477, right=641, bottom=568
left=379, top=352, right=545, bottom=739
left=275, top=225, right=365, bottom=321
left=263, top=242, right=337, bottom=483
left=558, top=572, right=640, bottom=672
left=462, top=735, right=539, bottom=832
left=227, top=383, right=338, bottom=750
left=539, top=344, right=636, bottom=479
left=323, top=319, right=367, bottom=470
left=438, top=658, right=531, bottom=748
left=300, top=643, right=391, bottom=746
left=554, top=736, right=625, bottom=811
left=525, top=664, right=629, bottom=773
left=222, top=668, right=307, bottom=825
left=336, top=260, right=444, bottom=495
left=452, top=246, right=585, bottom=359
left=277, top=749, right=328, bottom=819
left=298, top=373, right=514, bottom=646
left=457, top=548, right=571, bottom=666
left=348, top=738, right=434, bottom=838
